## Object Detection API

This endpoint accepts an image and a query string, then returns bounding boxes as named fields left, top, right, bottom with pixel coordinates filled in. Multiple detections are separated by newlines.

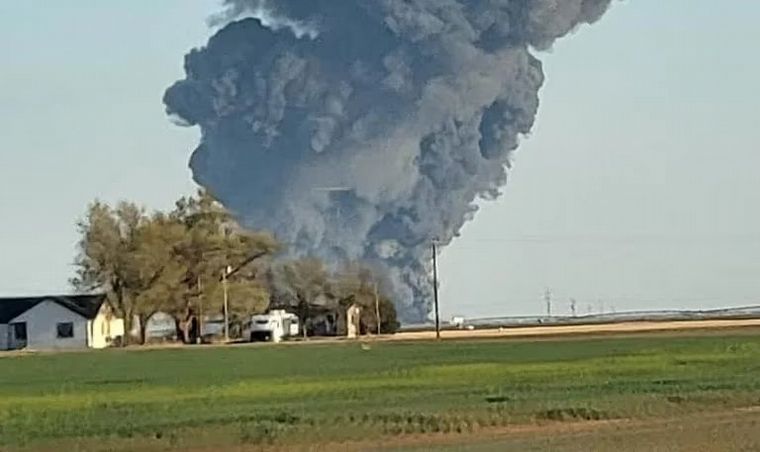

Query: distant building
left=450, top=316, right=466, bottom=329
left=132, top=311, right=176, bottom=341
left=346, top=304, right=361, bottom=339
left=290, top=297, right=364, bottom=338
left=0, top=294, right=124, bottom=351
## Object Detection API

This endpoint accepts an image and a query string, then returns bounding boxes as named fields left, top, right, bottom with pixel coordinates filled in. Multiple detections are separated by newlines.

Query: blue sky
left=1, top=1, right=759, bottom=318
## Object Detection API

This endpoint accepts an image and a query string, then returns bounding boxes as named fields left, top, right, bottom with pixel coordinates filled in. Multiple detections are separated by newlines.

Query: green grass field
left=2, top=329, right=760, bottom=451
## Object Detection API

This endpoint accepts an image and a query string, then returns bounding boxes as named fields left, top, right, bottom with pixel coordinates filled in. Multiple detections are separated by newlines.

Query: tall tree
left=73, top=192, right=280, bottom=344
left=71, top=201, right=153, bottom=343
left=171, top=190, right=279, bottom=338
left=71, top=191, right=403, bottom=344
left=129, top=212, right=187, bottom=342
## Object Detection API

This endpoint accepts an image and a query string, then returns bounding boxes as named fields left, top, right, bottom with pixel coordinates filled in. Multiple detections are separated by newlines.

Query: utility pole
left=374, top=282, right=381, bottom=336
left=201, top=249, right=268, bottom=343
left=222, top=266, right=231, bottom=342
left=544, top=288, right=552, bottom=318
left=197, top=275, right=204, bottom=343
left=432, top=239, right=441, bottom=340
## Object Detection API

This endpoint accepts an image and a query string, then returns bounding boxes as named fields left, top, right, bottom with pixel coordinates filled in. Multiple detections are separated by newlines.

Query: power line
left=442, top=296, right=760, bottom=305
left=443, top=234, right=760, bottom=244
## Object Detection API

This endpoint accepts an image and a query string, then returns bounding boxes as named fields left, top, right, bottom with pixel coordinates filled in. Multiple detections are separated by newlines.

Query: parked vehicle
left=243, top=310, right=299, bottom=343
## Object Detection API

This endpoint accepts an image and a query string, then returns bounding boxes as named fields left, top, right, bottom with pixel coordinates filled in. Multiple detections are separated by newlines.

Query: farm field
left=2, top=328, right=760, bottom=451
left=394, top=407, right=760, bottom=451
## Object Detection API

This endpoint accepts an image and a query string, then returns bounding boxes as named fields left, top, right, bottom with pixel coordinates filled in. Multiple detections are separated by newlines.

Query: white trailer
left=244, top=310, right=299, bottom=343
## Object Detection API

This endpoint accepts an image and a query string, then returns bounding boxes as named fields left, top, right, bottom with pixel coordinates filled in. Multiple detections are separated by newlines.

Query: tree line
left=71, top=190, right=398, bottom=344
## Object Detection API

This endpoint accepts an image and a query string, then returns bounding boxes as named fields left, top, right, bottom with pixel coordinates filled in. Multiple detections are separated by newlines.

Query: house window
left=57, top=322, right=74, bottom=339
left=12, top=323, right=27, bottom=341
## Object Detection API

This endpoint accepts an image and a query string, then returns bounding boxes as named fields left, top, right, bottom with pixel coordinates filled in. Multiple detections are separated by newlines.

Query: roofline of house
left=0, top=293, right=106, bottom=301
left=0, top=294, right=108, bottom=324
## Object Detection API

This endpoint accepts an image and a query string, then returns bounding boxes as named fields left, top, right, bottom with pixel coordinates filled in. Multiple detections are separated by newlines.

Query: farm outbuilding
left=0, top=294, right=123, bottom=351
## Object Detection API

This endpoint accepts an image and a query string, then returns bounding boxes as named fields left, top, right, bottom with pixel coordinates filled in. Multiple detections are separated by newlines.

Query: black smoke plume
left=165, top=0, right=612, bottom=322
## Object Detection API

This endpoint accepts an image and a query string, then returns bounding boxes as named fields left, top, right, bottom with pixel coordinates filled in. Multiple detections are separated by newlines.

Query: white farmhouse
left=0, top=294, right=124, bottom=351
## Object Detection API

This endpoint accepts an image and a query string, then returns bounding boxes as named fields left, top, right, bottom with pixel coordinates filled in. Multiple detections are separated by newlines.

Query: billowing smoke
left=164, top=0, right=612, bottom=322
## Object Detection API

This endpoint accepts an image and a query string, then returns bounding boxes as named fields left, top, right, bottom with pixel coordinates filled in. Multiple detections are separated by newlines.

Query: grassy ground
left=1, top=329, right=760, bottom=451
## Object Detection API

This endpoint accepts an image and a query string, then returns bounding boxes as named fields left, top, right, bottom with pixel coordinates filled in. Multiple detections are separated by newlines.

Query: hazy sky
left=1, top=1, right=758, bottom=319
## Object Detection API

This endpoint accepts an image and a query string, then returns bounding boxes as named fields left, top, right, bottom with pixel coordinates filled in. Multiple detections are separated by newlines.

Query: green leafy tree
left=129, top=212, right=188, bottom=342
left=72, top=190, right=400, bottom=345
left=72, top=192, right=278, bottom=344
left=170, top=190, right=279, bottom=339
left=71, top=201, right=168, bottom=344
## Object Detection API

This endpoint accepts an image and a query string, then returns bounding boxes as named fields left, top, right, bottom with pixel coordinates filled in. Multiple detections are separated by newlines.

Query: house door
left=10, top=322, right=27, bottom=349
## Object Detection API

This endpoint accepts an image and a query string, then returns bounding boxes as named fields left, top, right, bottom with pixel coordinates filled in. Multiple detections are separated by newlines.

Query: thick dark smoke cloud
left=165, top=0, right=612, bottom=322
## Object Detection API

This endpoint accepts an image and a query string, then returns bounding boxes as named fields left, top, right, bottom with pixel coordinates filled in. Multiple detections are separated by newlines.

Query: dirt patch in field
left=299, top=407, right=760, bottom=452
left=14, top=407, right=760, bottom=452
left=176, top=419, right=632, bottom=452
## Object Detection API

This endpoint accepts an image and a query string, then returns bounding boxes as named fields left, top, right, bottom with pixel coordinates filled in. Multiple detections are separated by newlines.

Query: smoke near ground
left=165, top=0, right=612, bottom=322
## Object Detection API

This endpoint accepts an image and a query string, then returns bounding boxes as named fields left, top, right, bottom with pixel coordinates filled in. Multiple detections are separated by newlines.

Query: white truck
left=243, top=310, right=300, bottom=343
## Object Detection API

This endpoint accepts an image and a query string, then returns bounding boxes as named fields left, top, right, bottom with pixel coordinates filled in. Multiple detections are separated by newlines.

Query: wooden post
left=222, top=267, right=230, bottom=342
left=197, top=275, right=203, bottom=343
left=374, top=282, right=381, bottom=336
left=432, top=239, right=440, bottom=340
